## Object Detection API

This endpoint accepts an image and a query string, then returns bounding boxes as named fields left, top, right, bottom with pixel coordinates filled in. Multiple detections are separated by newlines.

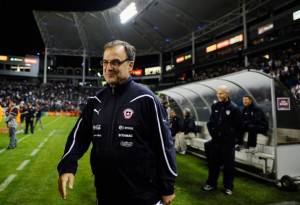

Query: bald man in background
left=202, top=85, right=242, bottom=195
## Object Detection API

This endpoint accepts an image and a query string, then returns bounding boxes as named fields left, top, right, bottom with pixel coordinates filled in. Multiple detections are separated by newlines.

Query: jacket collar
left=107, top=76, right=132, bottom=95
left=219, top=98, right=231, bottom=106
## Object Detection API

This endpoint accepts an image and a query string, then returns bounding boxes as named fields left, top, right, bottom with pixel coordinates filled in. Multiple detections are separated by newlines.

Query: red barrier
left=47, top=111, right=80, bottom=117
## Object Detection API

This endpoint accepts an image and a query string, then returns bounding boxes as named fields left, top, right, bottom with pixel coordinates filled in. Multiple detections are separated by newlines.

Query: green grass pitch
left=0, top=116, right=299, bottom=205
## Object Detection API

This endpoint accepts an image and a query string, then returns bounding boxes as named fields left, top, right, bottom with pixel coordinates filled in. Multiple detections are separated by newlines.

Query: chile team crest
left=123, top=108, right=134, bottom=119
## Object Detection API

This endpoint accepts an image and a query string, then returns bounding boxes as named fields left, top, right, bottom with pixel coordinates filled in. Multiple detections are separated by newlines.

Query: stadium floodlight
left=120, top=2, right=138, bottom=24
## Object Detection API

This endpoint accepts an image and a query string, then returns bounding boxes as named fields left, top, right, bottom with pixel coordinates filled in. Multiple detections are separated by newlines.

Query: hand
left=58, top=173, right=75, bottom=200
left=235, top=144, right=241, bottom=151
left=162, top=194, right=175, bottom=205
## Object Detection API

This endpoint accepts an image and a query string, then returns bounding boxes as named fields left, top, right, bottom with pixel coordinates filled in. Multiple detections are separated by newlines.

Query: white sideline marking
left=48, top=130, right=56, bottom=137
left=16, top=160, right=31, bottom=171
left=0, top=174, right=17, bottom=192
left=38, top=142, right=45, bottom=149
left=0, top=119, right=60, bottom=155
left=30, top=149, right=39, bottom=156
left=18, top=135, right=31, bottom=143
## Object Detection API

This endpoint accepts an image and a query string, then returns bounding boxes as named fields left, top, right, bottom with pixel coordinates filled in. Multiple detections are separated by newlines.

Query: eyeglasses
left=101, top=58, right=129, bottom=67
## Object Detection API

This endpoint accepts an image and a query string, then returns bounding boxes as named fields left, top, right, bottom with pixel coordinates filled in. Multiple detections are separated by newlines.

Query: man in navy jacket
left=242, top=95, right=268, bottom=149
left=203, top=85, right=242, bottom=195
left=57, top=40, right=177, bottom=205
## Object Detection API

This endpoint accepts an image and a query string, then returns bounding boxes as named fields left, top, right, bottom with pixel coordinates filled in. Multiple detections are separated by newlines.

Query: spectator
left=5, top=100, right=18, bottom=149
left=170, top=110, right=182, bottom=140
left=24, top=103, right=35, bottom=134
left=175, top=108, right=196, bottom=155
left=241, top=96, right=269, bottom=151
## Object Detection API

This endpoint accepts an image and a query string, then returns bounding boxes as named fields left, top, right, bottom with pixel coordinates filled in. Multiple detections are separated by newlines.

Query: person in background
left=5, top=100, right=18, bottom=149
left=170, top=110, right=182, bottom=141
left=0, top=101, right=4, bottom=123
left=202, top=85, right=243, bottom=195
left=35, top=104, right=44, bottom=130
left=24, top=103, right=35, bottom=134
left=241, top=95, right=268, bottom=152
left=163, top=101, right=171, bottom=120
left=175, top=108, right=196, bottom=155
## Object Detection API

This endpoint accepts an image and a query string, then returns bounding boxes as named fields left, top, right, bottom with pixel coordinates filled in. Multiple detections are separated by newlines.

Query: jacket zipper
left=108, top=87, right=118, bottom=151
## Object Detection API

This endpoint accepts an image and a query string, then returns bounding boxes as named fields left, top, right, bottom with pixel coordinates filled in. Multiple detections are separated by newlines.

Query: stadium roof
left=33, top=0, right=289, bottom=57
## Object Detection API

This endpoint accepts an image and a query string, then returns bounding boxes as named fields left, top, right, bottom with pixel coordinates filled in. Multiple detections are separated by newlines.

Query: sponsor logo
left=118, top=133, right=133, bottom=138
left=93, top=124, right=102, bottom=130
left=277, top=97, right=290, bottom=110
left=226, top=110, right=231, bottom=115
left=118, top=125, right=134, bottom=131
left=123, top=108, right=134, bottom=119
left=93, top=134, right=102, bottom=138
left=120, top=141, right=133, bottom=147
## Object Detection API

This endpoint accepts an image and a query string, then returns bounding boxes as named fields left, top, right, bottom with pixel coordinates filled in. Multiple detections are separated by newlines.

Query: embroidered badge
left=120, top=141, right=133, bottom=147
left=123, top=108, right=134, bottom=119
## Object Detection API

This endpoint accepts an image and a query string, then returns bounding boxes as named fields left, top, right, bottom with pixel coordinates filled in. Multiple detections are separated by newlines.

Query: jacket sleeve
left=6, top=108, right=18, bottom=122
left=233, top=106, right=244, bottom=145
left=149, top=96, right=177, bottom=195
left=57, top=100, right=93, bottom=175
left=255, top=108, right=269, bottom=134
left=207, top=104, right=218, bottom=139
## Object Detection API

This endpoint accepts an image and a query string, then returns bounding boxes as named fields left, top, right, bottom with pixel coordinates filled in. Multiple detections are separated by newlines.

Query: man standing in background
left=170, top=110, right=182, bottom=141
left=203, top=85, right=242, bottom=195
left=24, top=103, right=35, bottom=134
left=5, top=100, right=18, bottom=149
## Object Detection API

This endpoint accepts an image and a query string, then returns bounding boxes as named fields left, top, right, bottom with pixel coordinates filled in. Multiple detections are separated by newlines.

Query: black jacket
left=207, top=99, right=243, bottom=145
left=182, top=114, right=196, bottom=134
left=57, top=78, right=177, bottom=200
left=242, top=103, right=268, bottom=134
left=24, top=107, right=35, bottom=122
left=170, top=116, right=182, bottom=137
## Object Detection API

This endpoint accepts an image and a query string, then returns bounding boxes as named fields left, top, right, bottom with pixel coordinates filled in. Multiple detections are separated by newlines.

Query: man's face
left=9, top=101, right=14, bottom=107
left=243, top=97, right=252, bottom=107
left=102, top=45, right=133, bottom=86
left=170, top=111, right=176, bottom=118
left=216, top=89, right=229, bottom=102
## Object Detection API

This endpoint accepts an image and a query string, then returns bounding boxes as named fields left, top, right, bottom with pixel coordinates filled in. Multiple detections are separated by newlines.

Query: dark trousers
left=96, top=191, right=160, bottom=205
left=25, top=120, right=34, bottom=134
left=95, top=177, right=160, bottom=205
left=96, top=196, right=160, bottom=205
left=206, top=143, right=235, bottom=190
left=247, top=131, right=257, bottom=147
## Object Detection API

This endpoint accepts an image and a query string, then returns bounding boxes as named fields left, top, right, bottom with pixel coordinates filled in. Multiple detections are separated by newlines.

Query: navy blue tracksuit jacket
left=57, top=78, right=177, bottom=204
left=206, top=99, right=242, bottom=190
